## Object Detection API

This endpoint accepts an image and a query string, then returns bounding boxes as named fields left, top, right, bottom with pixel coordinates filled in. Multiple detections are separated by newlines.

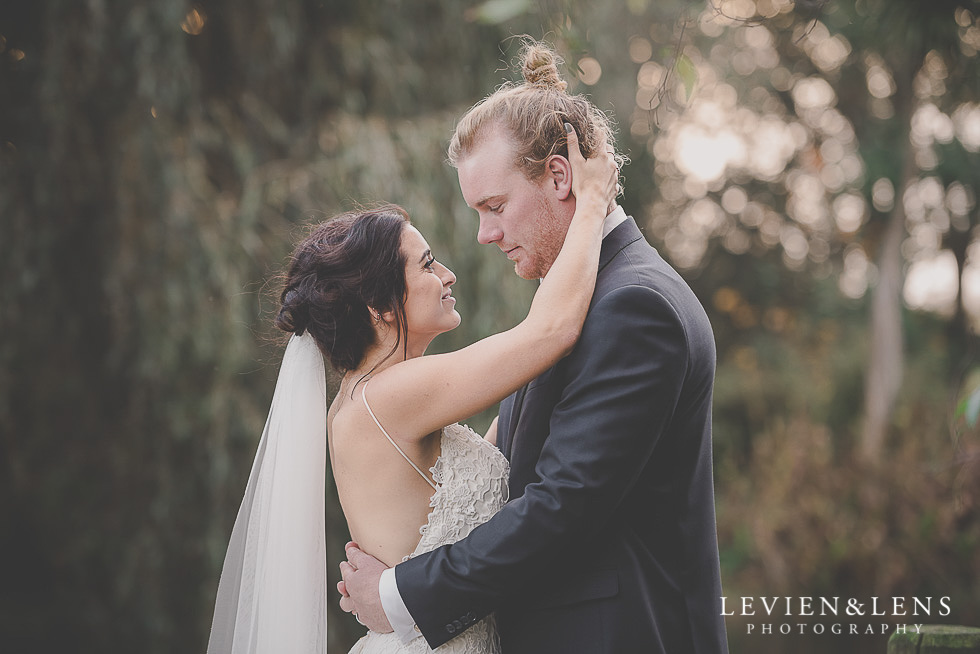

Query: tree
left=611, top=0, right=980, bottom=460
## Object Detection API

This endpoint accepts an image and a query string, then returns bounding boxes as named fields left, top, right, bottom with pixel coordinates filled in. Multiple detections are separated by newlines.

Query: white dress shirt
left=379, top=205, right=628, bottom=644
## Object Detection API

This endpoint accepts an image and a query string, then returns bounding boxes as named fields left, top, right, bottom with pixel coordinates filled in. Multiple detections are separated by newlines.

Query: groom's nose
left=477, top=215, right=503, bottom=245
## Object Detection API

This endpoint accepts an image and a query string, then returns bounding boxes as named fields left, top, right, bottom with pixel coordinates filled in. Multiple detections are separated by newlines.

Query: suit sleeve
left=395, top=284, right=690, bottom=649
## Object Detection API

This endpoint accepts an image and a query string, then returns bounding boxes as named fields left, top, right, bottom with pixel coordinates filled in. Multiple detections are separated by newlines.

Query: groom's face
left=456, top=126, right=570, bottom=280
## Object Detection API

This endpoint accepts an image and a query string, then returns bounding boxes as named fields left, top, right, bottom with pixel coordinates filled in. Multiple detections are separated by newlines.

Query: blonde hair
left=448, top=39, right=622, bottom=181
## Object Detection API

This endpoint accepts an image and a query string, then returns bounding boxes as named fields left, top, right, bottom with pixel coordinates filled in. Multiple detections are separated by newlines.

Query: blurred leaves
left=955, top=369, right=980, bottom=428
left=0, top=0, right=539, bottom=651
left=958, top=388, right=980, bottom=427
left=465, top=0, right=533, bottom=24
left=675, top=52, right=697, bottom=99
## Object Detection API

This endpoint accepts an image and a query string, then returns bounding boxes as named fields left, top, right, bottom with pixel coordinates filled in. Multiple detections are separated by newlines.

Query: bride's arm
left=366, top=125, right=617, bottom=440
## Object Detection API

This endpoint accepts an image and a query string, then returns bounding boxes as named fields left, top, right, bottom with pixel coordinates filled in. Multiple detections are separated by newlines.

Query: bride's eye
left=423, top=255, right=436, bottom=271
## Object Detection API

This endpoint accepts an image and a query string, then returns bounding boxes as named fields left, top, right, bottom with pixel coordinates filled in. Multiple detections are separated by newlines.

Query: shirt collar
left=540, top=205, right=629, bottom=282
left=602, top=205, right=628, bottom=239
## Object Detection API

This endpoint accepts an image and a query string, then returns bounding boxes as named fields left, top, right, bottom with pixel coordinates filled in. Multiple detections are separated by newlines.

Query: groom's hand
left=338, top=541, right=393, bottom=633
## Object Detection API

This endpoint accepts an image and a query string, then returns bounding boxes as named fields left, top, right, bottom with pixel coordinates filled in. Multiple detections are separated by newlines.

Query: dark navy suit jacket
left=396, top=218, right=730, bottom=653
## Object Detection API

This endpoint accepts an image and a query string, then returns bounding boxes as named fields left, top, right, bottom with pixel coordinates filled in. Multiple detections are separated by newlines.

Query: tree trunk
left=859, top=118, right=916, bottom=463
left=945, top=209, right=974, bottom=348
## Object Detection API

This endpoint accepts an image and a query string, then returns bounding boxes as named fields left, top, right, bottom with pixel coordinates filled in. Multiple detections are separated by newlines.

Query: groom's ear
left=545, top=155, right=573, bottom=201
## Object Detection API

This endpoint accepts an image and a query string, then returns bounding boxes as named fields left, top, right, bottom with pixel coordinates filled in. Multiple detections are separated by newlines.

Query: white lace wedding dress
left=347, top=421, right=509, bottom=654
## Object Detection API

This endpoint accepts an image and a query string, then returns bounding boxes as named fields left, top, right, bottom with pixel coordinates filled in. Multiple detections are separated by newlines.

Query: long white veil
left=207, top=332, right=328, bottom=653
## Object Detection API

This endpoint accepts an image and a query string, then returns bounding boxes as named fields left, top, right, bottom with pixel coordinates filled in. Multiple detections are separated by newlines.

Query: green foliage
left=718, top=408, right=980, bottom=652
left=954, top=368, right=980, bottom=427
left=467, top=0, right=534, bottom=25
left=0, top=0, right=538, bottom=651
left=676, top=52, right=698, bottom=99
left=956, top=386, right=980, bottom=427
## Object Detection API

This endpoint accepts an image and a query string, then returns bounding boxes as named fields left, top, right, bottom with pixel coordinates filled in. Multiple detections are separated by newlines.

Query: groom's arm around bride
left=345, top=215, right=729, bottom=654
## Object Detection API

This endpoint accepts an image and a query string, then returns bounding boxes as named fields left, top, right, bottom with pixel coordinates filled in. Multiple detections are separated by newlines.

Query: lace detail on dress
left=411, top=424, right=509, bottom=560
left=347, top=424, right=509, bottom=654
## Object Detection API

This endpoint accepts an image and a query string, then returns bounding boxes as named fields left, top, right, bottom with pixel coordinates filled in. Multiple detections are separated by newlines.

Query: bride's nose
left=440, top=264, right=456, bottom=287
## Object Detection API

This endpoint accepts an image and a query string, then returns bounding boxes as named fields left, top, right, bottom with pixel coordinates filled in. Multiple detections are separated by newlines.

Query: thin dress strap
left=361, top=383, right=438, bottom=491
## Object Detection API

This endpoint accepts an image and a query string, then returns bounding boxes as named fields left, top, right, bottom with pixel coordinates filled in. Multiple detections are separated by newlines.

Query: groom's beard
left=515, top=198, right=569, bottom=280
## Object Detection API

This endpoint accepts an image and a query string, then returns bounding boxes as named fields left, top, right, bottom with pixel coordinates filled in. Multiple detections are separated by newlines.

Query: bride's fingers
left=565, top=123, right=618, bottom=206
left=337, top=580, right=349, bottom=598
left=565, top=123, right=583, bottom=164
left=339, top=594, right=356, bottom=614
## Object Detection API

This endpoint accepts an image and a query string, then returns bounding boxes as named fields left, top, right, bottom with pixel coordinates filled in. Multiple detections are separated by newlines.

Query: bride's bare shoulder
left=327, top=390, right=375, bottom=448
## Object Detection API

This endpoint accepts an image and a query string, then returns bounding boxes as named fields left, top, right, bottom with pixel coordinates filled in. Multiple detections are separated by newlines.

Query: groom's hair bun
left=521, top=42, right=567, bottom=91
left=275, top=206, right=410, bottom=372
left=448, top=37, right=623, bottom=186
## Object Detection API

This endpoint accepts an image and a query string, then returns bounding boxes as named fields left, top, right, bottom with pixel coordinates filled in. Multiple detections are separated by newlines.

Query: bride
left=207, top=125, right=618, bottom=653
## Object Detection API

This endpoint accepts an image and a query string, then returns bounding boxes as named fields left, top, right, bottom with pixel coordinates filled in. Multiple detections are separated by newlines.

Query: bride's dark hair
left=275, top=205, right=410, bottom=371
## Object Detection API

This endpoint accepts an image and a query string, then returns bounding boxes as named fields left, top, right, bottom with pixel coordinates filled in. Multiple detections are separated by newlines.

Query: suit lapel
left=502, top=218, right=643, bottom=462
left=500, top=382, right=529, bottom=460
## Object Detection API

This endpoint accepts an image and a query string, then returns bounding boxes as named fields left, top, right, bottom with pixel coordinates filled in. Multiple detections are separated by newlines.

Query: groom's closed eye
left=473, top=194, right=505, bottom=211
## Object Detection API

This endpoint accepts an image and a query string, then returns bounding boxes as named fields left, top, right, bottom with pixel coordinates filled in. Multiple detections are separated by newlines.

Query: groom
left=341, top=42, right=729, bottom=654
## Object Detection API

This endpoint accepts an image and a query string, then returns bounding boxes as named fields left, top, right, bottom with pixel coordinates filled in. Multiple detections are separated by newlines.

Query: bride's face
left=398, top=225, right=460, bottom=341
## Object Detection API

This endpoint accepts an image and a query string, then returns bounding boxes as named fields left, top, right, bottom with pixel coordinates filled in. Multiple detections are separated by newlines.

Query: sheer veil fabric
left=208, top=333, right=329, bottom=653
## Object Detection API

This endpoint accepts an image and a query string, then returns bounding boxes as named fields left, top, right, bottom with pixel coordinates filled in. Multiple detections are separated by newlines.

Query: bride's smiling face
left=398, top=225, right=460, bottom=340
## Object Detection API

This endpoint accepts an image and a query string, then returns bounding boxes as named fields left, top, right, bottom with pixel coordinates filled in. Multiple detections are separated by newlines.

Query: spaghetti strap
left=361, top=383, right=438, bottom=491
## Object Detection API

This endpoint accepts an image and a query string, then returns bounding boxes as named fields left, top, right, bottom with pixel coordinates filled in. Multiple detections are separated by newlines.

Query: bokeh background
left=2, top=0, right=978, bottom=652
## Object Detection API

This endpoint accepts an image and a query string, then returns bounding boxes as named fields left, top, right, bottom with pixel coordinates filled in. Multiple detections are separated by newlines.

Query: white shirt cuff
left=379, top=567, right=421, bottom=644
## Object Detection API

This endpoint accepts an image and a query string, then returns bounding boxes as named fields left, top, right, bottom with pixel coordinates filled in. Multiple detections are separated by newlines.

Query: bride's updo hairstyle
left=275, top=206, right=410, bottom=372
left=448, top=38, right=621, bottom=181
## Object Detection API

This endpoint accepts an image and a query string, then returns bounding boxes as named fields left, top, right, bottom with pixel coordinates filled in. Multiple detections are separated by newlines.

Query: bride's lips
left=442, top=290, right=455, bottom=305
